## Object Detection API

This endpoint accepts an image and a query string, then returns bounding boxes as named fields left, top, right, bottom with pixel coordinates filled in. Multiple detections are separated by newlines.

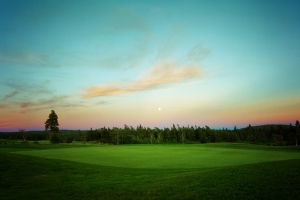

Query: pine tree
left=45, top=110, right=59, bottom=142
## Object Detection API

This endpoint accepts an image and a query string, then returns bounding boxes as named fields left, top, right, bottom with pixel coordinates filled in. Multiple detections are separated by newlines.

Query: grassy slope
left=1, top=143, right=300, bottom=200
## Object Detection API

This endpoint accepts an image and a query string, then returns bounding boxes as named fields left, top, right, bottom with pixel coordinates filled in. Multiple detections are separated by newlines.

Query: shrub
left=61, top=135, right=73, bottom=143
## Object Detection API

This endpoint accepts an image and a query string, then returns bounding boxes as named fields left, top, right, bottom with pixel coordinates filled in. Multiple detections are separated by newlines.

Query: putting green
left=14, top=144, right=300, bottom=169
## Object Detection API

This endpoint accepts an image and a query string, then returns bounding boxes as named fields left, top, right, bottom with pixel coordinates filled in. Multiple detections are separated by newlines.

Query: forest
left=1, top=121, right=299, bottom=146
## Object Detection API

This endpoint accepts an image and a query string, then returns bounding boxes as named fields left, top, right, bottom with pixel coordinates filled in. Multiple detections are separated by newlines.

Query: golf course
left=1, top=141, right=300, bottom=199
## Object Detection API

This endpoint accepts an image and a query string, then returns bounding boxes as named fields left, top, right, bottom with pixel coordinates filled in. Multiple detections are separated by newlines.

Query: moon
left=158, top=107, right=161, bottom=111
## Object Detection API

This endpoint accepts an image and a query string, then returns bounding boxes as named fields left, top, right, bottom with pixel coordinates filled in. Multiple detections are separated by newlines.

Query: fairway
left=2, top=143, right=300, bottom=200
left=15, top=143, right=300, bottom=169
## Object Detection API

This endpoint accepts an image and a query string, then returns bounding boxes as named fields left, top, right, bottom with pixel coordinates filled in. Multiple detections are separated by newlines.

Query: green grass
left=1, top=142, right=300, bottom=199
left=13, top=143, right=300, bottom=169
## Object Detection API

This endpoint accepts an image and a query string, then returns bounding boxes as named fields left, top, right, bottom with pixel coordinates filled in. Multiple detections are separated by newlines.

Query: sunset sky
left=1, top=0, right=300, bottom=132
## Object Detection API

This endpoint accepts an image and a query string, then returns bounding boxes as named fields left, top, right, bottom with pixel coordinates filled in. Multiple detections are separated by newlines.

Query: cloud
left=156, top=24, right=186, bottom=61
left=1, top=77, right=111, bottom=114
left=0, top=48, right=59, bottom=68
left=96, top=7, right=150, bottom=70
left=11, top=95, right=109, bottom=114
left=82, top=63, right=202, bottom=98
left=0, top=80, right=68, bottom=114
left=187, top=43, right=211, bottom=62
left=2, top=91, right=18, bottom=100
left=94, top=101, right=110, bottom=105
left=4, top=80, right=53, bottom=98
left=17, top=96, right=69, bottom=111
left=100, top=53, right=146, bottom=70
left=20, top=102, right=33, bottom=108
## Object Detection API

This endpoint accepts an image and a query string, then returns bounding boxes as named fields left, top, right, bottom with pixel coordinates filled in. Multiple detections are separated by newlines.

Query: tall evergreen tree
left=45, top=110, right=59, bottom=141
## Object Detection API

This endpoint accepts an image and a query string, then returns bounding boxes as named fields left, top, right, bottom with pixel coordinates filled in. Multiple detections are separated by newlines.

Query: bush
left=61, top=135, right=73, bottom=143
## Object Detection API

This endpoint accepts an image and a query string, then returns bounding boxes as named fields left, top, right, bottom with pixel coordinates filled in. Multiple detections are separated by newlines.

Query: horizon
left=1, top=0, right=300, bottom=132
left=1, top=122, right=297, bottom=133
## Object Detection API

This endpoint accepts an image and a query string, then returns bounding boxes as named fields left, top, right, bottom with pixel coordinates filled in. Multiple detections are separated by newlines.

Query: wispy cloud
left=98, top=8, right=150, bottom=70
left=3, top=80, right=53, bottom=99
left=2, top=77, right=111, bottom=114
left=83, top=63, right=202, bottom=98
left=11, top=95, right=109, bottom=114
left=17, top=96, right=69, bottom=112
left=0, top=49, right=59, bottom=68
left=1, top=80, right=65, bottom=114
left=2, top=91, right=18, bottom=100
left=187, top=43, right=211, bottom=62
left=20, top=102, right=33, bottom=108
left=158, top=24, right=186, bottom=58
left=94, top=101, right=109, bottom=105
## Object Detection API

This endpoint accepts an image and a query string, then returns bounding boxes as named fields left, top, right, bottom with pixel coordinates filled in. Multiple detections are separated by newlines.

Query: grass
left=1, top=142, right=300, bottom=199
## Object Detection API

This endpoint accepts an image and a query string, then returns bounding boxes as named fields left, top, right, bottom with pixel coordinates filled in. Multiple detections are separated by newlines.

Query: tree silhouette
left=45, top=110, right=59, bottom=141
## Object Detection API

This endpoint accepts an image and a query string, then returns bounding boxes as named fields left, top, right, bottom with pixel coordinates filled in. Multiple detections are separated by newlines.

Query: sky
left=1, top=0, right=300, bottom=132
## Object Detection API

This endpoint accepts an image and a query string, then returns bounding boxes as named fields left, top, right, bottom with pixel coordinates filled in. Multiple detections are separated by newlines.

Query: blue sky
left=1, top=0, right=300, bottom=131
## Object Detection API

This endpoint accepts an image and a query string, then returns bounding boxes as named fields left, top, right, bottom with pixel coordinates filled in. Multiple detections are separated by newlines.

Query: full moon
left=158, top=108, right=161, bottom=111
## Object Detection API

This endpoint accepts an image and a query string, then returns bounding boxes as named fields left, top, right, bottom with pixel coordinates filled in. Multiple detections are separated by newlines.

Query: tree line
left=72, top=122, right=300, bottom=145
left=0, top=110, right=299, bottom=146
left=0, top=122, right=299, bottom=146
